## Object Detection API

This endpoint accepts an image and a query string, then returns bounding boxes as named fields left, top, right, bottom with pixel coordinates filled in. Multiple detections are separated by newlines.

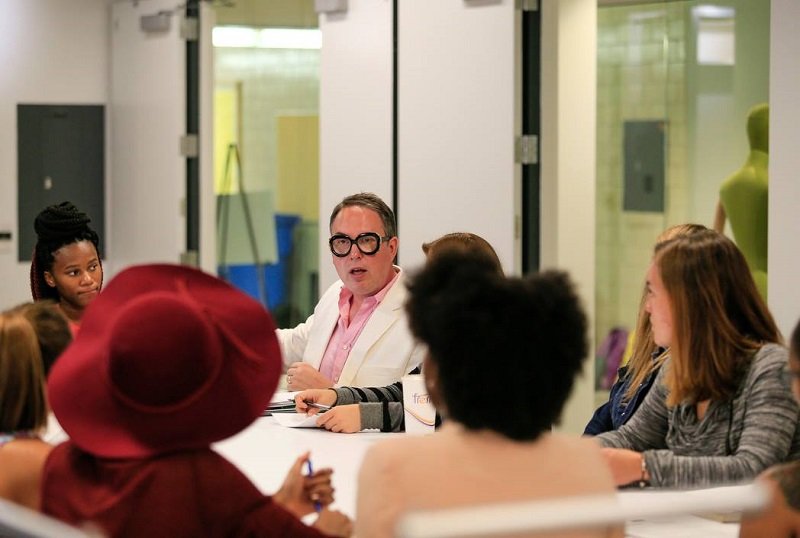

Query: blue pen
left=306, top=459, right=322, bottom=512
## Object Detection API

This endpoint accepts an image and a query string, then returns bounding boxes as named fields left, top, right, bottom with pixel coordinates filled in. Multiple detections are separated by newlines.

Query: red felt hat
left=47, top=264, right=281, bottom=458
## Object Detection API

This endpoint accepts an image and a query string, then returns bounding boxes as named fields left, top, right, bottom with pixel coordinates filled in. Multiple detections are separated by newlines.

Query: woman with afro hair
left=355, top=250, right=619, bottom=538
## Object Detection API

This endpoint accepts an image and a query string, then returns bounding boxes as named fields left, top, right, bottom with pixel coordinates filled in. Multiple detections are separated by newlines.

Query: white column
left=397, top=0, right=518, bottom=274
left=318, top=0, right=394, bottom=289
left=541, top=0, right=597, bottom=434
left=768, top=0, right=800, bottom=340
left=109, top=1, right=186, bottom=271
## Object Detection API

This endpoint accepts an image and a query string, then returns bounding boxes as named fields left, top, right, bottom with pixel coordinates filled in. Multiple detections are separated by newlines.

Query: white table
left=216, top=418, right=746, bottom=537
left=215, top=416, right=393, bottom=517
left=618, top=488, right=746, bottom=538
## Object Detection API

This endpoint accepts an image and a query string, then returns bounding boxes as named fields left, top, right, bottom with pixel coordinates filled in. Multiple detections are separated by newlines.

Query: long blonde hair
left=623, top=223, right=708, bottom=401
left=0, top=312, right=48, bottom=432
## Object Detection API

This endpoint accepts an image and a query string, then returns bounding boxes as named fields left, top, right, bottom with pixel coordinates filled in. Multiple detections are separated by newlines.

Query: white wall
left=397, top=0, right=518, bottom=274
left=108, top=1, right=186, bottom=273
left=769, top=0, right=800, bottom=339
left=541, top=0, right=597, bottom=433
left=0, top=1, right=109, bottom=308
left=318, top=0, right=394, bottom=290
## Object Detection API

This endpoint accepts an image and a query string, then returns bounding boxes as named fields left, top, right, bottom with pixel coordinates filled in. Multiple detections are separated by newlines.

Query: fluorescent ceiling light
left=213, top=27, right=322, bottom=49
left=693, top=5, right=735, bottom=20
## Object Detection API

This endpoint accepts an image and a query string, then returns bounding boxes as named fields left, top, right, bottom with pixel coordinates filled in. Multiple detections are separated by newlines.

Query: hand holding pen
left=273, top=451, right=335, bottom=517
left=294, top=388, right=338, bottom=415
left=306, top=459, right=323, bottom=512
left=303, top=455, right=353, bottom=537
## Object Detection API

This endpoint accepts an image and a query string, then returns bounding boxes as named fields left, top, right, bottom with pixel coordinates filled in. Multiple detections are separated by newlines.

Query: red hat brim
left=47, top=264, right=281, bottom=458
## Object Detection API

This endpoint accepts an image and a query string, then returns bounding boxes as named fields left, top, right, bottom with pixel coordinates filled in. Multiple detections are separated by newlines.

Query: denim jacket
left=583, top=350, right=664, bottom=436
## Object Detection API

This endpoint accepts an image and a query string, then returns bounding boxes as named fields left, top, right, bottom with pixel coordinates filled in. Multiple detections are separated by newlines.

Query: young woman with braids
left=30, top=202, right=103, bottom=333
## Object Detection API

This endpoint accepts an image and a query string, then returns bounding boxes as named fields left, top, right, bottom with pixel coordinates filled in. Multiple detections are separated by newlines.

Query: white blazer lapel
left=336, top=270, right=406, bottom=386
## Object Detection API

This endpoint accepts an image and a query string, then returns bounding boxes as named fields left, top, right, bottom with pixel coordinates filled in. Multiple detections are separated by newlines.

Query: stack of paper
left=262, top=391, right=300, bottom=416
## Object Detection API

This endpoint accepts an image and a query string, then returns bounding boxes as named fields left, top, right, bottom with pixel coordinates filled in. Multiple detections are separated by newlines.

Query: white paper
left=271, top=391, right=300, bottom=404
left=271, top=412, right=321, bottom=428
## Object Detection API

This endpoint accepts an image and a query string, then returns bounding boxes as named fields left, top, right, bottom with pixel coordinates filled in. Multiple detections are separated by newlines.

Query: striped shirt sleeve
left=333, top=382, right=405, bottom=432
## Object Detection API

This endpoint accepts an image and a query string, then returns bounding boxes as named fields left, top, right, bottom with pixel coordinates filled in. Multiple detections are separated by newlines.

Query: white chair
left=395, top=483, right=769, bottom=538
left=0, top=498, right=93, bottom=538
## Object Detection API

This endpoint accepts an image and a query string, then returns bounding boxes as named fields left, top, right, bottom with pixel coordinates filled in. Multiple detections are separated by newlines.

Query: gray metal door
left=17, top=104, right=105, bottom=261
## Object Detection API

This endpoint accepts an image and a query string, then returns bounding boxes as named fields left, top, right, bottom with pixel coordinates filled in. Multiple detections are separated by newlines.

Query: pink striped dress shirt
left=318, top=270, right=400, bottom=384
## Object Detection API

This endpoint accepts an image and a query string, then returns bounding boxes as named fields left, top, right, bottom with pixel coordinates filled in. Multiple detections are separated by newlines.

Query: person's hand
left=295, top=389, right=338, bottom=415
left=287, top=362, right=334, bottom=390
left=273, top=451, right=335, bottom=517
left=600, top=447, right=646, bottom=486
left=312, top=508, right=353, bottom=537
left=740, top=473, right=800, bottom=538
left=316, top=405, right=362, bottom=433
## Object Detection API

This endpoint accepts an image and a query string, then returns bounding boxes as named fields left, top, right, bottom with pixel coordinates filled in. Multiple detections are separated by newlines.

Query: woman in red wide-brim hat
left=41, top=264, right=351, bottom=537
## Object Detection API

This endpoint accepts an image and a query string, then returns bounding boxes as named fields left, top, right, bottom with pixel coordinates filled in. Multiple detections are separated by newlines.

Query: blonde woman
left=585, top=224, right=707, bottom=435
left=0, top=311, right=52, bottom=509
left=599, top=230, right=798, bottom=488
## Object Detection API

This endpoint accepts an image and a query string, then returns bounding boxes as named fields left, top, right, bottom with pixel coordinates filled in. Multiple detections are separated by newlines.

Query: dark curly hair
left=405, top=251, right=588, bottom=441
left=30, top=201, right=102, bottom=301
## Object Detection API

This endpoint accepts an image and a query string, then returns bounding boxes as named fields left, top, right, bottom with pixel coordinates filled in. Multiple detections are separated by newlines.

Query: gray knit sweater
left=598, top=343, right=800, bottom=488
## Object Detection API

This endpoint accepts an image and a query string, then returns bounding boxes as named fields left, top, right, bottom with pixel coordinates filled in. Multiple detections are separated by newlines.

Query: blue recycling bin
left=220, top=213, right=301, bottom=310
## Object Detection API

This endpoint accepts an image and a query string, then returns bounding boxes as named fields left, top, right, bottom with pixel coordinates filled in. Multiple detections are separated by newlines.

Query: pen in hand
left=306, top=458, right=323, bottom=513
left=303, top=400, right=331, bottom=412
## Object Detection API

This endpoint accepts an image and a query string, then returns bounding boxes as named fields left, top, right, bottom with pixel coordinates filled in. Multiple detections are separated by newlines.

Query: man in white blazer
left=278, top=193, right=424, bottom=390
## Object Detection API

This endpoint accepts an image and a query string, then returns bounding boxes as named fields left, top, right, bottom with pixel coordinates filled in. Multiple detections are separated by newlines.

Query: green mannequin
left=714, top=103, right=769, bottom=299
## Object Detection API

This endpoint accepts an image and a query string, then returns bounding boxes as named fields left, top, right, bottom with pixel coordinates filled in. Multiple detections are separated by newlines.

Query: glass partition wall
left=212, top=1, right=320, bottom=328
left=594, top=0, right=770, bottom=399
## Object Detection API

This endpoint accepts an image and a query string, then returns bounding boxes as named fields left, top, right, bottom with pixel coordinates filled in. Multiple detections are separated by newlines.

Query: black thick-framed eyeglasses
left=329, top=232, right=391, bottom=257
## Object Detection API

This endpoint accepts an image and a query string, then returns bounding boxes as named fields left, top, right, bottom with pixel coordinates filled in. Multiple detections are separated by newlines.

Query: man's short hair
left=329, top=193, right=397, bottom=238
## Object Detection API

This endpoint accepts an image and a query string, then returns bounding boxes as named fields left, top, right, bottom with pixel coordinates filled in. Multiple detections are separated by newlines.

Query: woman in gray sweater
left=740, top=317, right=800, bottom=537
left=598, top=229, right=800, bottom=489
